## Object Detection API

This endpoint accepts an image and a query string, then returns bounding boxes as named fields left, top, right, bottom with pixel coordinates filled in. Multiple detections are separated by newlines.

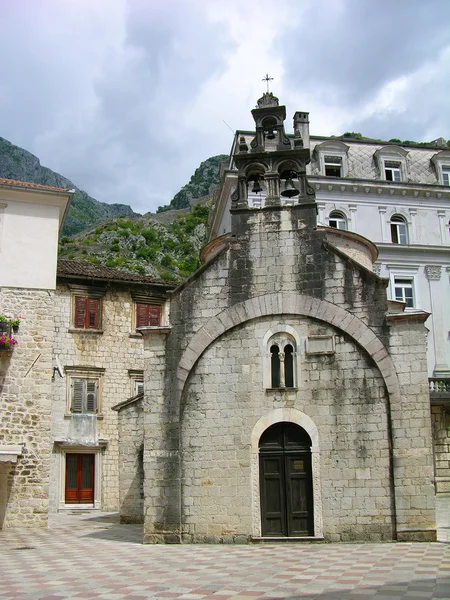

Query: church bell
left=251, top=177, right=263, bottom=194
left=281, top=175, right=299, bottom=198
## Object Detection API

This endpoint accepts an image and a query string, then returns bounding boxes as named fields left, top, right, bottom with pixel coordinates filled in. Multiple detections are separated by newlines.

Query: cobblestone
left=0, top=512, right=449, bottom=600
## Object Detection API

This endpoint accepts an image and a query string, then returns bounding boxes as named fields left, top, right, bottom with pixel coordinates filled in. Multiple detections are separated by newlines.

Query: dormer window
left=384, top=161, right=401, bottom=182
left=374, top=146, right=408, bottom=183
left=324, top=156, right=342, bottom=177
left=314, top=141, right=349, bottom=178
left=431, top=151, right=450, bottom=186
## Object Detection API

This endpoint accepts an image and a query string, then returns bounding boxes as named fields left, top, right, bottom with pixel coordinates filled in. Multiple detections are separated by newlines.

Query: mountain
left=157, top=154, right=227, bottom=212
left=0, top=135, right=227, bottom=279
left=0, top=136, right=137, bottom=235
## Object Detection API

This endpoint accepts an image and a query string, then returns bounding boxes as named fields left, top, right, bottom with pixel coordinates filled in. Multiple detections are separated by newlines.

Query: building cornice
left=310, top=177, right=450, bottom=200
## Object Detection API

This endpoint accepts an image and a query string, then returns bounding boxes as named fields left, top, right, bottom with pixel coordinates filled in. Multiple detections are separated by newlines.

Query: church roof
left=57, top=259, right=177, bottom=287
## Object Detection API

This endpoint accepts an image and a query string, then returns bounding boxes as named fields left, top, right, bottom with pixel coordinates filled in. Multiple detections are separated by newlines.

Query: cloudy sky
left=1, top=0, right=449, bottom=213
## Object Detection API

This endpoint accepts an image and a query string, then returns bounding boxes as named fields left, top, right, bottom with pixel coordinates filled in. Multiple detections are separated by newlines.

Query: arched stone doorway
left=259, top=422, right=314, bottom=537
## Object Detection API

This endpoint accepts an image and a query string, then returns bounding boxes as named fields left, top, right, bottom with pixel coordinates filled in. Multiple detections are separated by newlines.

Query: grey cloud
left=280, top=0, right=450, bottom=107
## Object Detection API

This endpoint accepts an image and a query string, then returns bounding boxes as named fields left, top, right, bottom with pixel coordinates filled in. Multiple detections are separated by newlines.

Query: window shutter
left=149, top=306, right=161, bottom=326
left=136, top=303, right=149, bottom=328
left=136, top=382, right=144, bottom=395
left=75, top=297, right=87, bottom=328
left=72, top=379, right=84, bottom=413
left=87, top=299, right=99, bottom=329
left=86, top=380, right=97, bottom=413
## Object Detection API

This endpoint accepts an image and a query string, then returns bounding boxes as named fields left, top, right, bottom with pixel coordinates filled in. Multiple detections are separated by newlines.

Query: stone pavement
left=0, top=512, right=449, bottom=600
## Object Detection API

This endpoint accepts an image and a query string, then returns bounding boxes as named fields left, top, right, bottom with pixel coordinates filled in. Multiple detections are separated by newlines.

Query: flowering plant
left=0, top=334, right=18, bottom=348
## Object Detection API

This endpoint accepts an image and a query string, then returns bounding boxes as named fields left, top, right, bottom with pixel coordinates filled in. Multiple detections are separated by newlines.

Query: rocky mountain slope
left=0, top=135, right=227, bottom=280
left=0, top=136, right=137, bottom=235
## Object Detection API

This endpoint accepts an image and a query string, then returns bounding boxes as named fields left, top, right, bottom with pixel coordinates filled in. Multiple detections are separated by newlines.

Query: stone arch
left=250, top=408, right=323, bottom=537
left=176, top=292, right=400, bottom=406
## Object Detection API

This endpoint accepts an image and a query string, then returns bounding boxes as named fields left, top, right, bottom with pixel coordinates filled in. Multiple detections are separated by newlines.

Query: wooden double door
left=65, top=453, right=95, bottom=504
left=259, top=422, right=314, bottom=537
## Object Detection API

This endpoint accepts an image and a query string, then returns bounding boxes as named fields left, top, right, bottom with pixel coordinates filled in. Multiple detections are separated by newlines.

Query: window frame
left=265, top=333, right=298, bottom=390
left=431, top=151, right=450, bottom=186
left=374, top=145, right=408, bottom=183
left=387, top=266, right=419, bottom=311
left=390, top=215, right=408, bottom=245
left=328, top=211, right=347, bottom=230
left=384, top=161, right=402, bottom=182
left=324, top=155, right=343, bottom=178
left=393, top=277, right=415, bottom=308
left=74, top=297, right=100, bottom=330
left=314, top=141, right=349, bottom=178
left=135, top=303, right=162, bottom=329
left=65, top=367, right=104, bottom=416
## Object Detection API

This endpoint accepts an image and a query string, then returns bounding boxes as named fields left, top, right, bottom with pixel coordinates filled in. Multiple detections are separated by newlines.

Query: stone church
left=116, top=93, right=437, bottom=543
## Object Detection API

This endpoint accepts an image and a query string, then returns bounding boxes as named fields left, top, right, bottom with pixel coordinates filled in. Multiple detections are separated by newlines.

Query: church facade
left=117, top=94, right=438, bottom=543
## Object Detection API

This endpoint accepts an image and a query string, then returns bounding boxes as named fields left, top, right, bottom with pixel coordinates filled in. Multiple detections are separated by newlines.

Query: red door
left=65, top=454, right=95, bottom=504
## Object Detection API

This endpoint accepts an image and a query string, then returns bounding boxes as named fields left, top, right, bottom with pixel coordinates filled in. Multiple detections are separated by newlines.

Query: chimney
left=293, top=112, right=310, bottom=149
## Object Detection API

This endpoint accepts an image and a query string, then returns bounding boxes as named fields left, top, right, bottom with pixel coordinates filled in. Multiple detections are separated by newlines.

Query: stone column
left=348, top=204, right=357, bottom=232
left=425, top=265, right=450, bottom=377
left=140, top=326, right=180, bottom=543
left=378, top=206, right=387, bottom=241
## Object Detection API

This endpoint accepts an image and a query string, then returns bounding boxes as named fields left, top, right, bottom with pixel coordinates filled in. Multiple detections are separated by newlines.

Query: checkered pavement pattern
left=0, top=514, right=449, bottom=600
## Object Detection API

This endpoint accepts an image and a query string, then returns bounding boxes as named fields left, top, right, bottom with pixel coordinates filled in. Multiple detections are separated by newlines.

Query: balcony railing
left=429, top=378, right=450, bottom=404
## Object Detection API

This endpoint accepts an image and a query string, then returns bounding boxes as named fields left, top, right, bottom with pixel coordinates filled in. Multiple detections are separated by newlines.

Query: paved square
left=0, top=513, right=449, bottom=600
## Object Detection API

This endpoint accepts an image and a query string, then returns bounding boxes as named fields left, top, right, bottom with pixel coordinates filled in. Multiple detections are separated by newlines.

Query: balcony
left=429, top=378, right=450, bottom=410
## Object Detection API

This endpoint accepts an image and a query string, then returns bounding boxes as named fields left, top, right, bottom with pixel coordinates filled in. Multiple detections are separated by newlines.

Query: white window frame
left=389, top=215, right=408, bottom=245
left=387, top=266, right=420, bottom=311
left=65, top=367, right=104, bottom=416
left=314, top=141, right=349, bottom=178
left=328, top=211, right=347, bottom=230
left=384, top=161, right=402, bottom=182
left=374, top=146, right=408, bottom=183
left=393, top=277, right=414, bottom=308
left=431, top=151, right=450, bottom=186
left=324, top=155, right=343, bottom=177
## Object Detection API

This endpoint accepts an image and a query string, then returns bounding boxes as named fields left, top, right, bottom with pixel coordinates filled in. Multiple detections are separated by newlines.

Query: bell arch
left=176, top=292, right=401, bottom=408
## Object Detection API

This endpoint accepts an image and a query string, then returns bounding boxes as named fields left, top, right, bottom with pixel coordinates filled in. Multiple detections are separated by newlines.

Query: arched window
left=328, top=211, right=347, bottom=230
left=390, top=215, right=408, bottom=244
left=270, top=345, right=280, bottom=388
left=267, top=335, right=297, bottom=389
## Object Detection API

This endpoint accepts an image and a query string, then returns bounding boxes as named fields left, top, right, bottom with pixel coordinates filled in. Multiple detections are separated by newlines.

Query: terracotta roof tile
left=57, top=259, right=177, bottom=287
left=0, top=177, right=71, bottom=192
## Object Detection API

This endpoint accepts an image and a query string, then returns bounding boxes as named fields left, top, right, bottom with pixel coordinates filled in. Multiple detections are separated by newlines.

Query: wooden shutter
left=149, top=306, right=161, bottom=326
left=86, top=380, right=97, bottom=413
left=75, top=297, right=87, bottom=328
left=72, top=379, right=84, bottom=413
left=87, top=299, right=99, bottom=329
left=136, top=303, right=149, bottom=328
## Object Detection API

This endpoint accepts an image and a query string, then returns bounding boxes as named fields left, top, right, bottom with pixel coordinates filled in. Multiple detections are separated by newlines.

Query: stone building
left=0, top=178, right=72, bottom=528
left=50, top=260, right=174, bottom=515
left=117, top=94, right=439, bottom=543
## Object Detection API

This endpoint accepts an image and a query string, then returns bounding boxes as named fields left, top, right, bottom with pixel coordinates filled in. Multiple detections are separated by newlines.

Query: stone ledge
left=396, top=529, right=437, bottom=542
left=0, top=444, right=23, bottom=463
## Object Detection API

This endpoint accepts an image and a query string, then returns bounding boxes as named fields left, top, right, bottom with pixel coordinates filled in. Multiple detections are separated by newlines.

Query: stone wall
left=117, top=399, right=144, bottom=523
left=142, top=204, right=435, bottom=543
left=0, top=287, right=55, bottom=528
left=431, top=405, right=450, bottom=493
left=50, top=283, right=147, bottom=512
left=180, top=316, right=393, bottom=542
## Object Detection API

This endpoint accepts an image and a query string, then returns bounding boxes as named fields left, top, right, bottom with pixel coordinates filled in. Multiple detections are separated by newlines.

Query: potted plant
left=0, top=315, right=8, bottom=334
left=9, top=316, right=21, bottom=333
left=0, top=334, right=18, bottom=350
